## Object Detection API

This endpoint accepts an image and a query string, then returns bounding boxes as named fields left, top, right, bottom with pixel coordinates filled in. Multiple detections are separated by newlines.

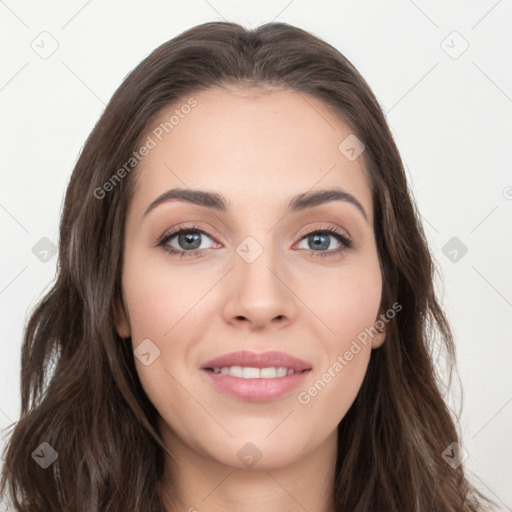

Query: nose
left=222, top=239, right=298, bottom=331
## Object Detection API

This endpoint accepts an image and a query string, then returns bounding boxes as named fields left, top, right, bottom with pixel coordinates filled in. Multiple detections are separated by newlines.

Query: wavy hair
left=1, top=21, right=495, bottom=511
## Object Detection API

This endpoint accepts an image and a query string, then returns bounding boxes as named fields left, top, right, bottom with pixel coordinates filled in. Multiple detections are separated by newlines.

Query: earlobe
left=114, top=296, right=131, bottom=339
left=371, top=307, right=388, bottom=349
left=372, top=322, right=386, bottom=349
left=372, top=326, right=386, bottom=349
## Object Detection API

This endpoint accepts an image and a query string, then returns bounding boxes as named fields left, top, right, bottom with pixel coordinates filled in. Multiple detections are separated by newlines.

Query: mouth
left=199, top=350, right=313, bottom=402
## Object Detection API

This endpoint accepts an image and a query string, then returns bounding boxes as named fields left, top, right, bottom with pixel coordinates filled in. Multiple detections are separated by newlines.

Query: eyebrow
left=143, top=187, right=368, bottom=222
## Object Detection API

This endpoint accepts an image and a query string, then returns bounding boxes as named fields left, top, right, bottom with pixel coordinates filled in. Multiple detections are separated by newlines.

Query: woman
left=0, top=21, right=495, bottom=511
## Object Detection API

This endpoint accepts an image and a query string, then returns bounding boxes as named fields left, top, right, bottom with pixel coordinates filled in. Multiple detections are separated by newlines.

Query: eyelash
left=154, top=224, right=352, bottom=259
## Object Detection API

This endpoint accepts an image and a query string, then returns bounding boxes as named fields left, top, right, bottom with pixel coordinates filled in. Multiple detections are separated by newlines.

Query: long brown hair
left=1, top=21, right=495, bottom=511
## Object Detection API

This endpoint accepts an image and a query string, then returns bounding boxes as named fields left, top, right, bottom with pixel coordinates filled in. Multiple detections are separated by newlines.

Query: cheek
left=121, top=255, right=208, bottom=340
left=309, top=259, right=382, bottom=345
left=121, top=256, right=209, bottom=401
left=295, top=269, right=380, bottom=427
left=301, top=257, right=381, bottom=398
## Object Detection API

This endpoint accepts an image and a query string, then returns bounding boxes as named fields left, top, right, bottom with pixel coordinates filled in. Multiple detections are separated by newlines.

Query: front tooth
left=242, top=367, right=261, bottom=379
left=228, top=366, right=243, bottom=378
left=260, top=367, right=277, bottom=378
left=276, top=367, right=288, bottom=377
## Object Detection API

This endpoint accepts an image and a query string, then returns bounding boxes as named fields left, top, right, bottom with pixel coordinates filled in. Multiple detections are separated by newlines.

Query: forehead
left=128, top=85, right=373, bottom=223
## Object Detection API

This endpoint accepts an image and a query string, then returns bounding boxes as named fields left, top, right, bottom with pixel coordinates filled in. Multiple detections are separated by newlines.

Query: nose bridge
left=235, top=231, right=283, bottom=297
left=231, top=206, right=280, bottom=275
left=223, top=230, right=296, bottom=327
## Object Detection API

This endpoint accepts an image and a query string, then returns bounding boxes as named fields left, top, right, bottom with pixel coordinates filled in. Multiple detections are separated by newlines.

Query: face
left=116, top=85, right=385, bottom=470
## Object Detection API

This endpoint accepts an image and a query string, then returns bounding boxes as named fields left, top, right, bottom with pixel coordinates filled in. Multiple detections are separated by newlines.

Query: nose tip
left=224, top=257, right=296, bottom=330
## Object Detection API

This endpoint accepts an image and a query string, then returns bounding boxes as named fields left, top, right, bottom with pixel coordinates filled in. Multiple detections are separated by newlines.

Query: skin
left=116, top=85, right=386, bottom=512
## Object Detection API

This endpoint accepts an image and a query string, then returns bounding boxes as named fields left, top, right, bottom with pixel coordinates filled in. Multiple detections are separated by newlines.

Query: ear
left=114, top=295, right=131, bottom=339
left=371, top=323, right=386, bottom=349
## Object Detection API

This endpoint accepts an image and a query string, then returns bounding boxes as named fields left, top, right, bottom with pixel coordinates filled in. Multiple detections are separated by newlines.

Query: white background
left=1, top=0, right=511, bottom=509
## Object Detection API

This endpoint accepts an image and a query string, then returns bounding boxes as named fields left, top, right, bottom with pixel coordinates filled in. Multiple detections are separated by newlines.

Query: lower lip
left=201, top=369, right=312, bottom=402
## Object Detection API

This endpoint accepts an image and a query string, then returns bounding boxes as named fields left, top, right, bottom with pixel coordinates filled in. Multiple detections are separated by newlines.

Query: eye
left=156, top=225, right=218, bottom=258
left=295, top=226, right=352, bottom=258
left=154, top=224, right=352, bottom=259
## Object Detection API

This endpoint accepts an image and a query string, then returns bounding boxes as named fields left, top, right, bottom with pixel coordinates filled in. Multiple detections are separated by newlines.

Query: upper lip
left=201, top=350, right=313, bottom=372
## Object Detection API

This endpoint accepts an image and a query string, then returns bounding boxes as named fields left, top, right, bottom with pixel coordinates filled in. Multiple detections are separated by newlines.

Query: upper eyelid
left=156, top=225, right=215, bottom=247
